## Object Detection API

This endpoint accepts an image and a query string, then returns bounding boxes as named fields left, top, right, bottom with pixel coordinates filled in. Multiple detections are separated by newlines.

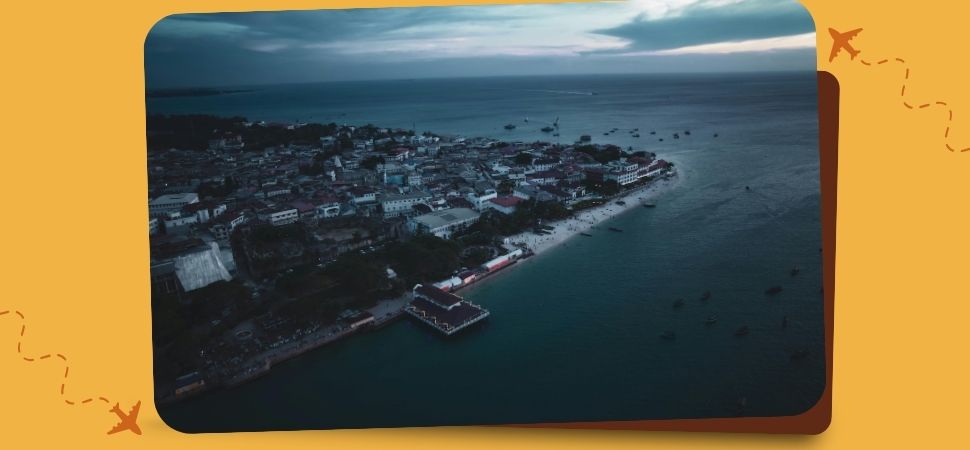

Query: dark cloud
left=594, top=0, right=815, bottom=52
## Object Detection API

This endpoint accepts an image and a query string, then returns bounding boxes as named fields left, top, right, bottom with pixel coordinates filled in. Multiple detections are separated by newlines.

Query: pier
left=406, top=284, right=490, bottom=336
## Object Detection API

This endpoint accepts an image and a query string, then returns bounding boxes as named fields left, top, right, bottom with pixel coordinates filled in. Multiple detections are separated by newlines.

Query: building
left=349, top=187, right=377, bottom=204
left=405, top=284, right=490, bottom=336
left=149, top=193, right=199, bottom=218
left=208, top=210, right=246, bottom=240
left=465, top=188, right=497, bottom=211
left=381, top=190, right=432, bottom=218
left=408, top=207, right=480, bottom=239
left=149, top=217, right=159, bottom=236
left=259, top=207, right=299, bottom=227
left=174, top=372, right=206, bottom=397
left=487, top=195, right=523, bottom=215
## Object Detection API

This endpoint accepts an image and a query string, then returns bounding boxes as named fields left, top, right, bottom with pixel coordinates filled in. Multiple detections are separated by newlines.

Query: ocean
left=149, top=72, right=824, bottom=431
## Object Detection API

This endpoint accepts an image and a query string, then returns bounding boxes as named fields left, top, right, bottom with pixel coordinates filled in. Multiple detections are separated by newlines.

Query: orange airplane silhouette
left=828, top=28, right=863, bottom=62
left=107, top=401, right=142, bottom=435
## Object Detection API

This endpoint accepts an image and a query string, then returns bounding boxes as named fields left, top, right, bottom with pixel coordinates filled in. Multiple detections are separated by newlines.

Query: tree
left=514, top=152, right=533, bottom=165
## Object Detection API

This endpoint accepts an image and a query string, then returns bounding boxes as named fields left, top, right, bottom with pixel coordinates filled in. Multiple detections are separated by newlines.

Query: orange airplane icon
left=828, top=28, right=863, bottom=62
left=107, top=401, right=142, bottom=435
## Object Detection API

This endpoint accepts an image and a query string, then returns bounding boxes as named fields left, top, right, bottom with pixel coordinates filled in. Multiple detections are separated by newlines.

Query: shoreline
left=510, top=174, right=679, bottom=258
left=163, top=173, right=679, bottom=404
left=458, top=173, right=679, bottom=295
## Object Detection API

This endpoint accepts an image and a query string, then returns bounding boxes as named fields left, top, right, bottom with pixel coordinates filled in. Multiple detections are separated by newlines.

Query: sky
left=145, top=0, right=817, bottom=88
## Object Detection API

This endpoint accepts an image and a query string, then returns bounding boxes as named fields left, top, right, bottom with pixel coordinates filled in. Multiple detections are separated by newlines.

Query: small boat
left=782, top=315, right=789, bottom=329
left=673, top=133, right=680, bottom=139
left=736, top=397, right=748, bottom=415
left=608, top=227, right=623, bottom=232
left=541, top=126, right=554, bottom=132
left=579, top=134, right=591, bottom=142
left=734, top=326, right=750, bottom=337
left=660, top=331, right=676, bottom=340
left=642, top=203, right=656, bottom=208
left=603, top=132, right=610, bottom=135
left=673, top=298, right=685, bottom=309
left=700, top=290, right=711, bottom=301
left=790, top=266, right=800, bottom=277
left=705, top=315, right=718, bottom=326
left=745, top=186, right=751, bottom=191
left=580, top=232, right=593, bottom=237
left=615, top=200, right=626, bottom=206
left=713, top=133, right=719, bottom=138
left=765, top=286, right=783, bottom=295
left=684, top=130, right=691, bottom=135
left=504, top=124, right=516, bottom=130
left=790, top=350, right=810, bottom=360
left=649, top=131, right=656, bottom=135
left=659, top=138, right=664, bottom=142
left=632, top=134, right=640, bottom=137
left=552, top=133, right=559, bottom=137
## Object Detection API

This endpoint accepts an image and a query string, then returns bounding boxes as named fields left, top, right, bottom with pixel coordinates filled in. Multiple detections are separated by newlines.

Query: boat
left=615, top=200, right=626, bottom=206
left=700, top=290, right=711, bottom=301
left=603, top=132, right=609, bottom=135
left=608, top=227, right=623, bottom=232
left=580, top=232, right=593, bottom=237
left=745, top=186, right=751, bottom=191
left=579, top=134, right=591, bottom=142
left=673, top=298, right=685, bottom=309
left=504, top=124, right=516, bottom=130
left=705, top=315, right=718, bottom=325
left=541, top=126, right=554, bottom=132
left=658, top=138, right=664, bottom=142
left=734, top=326, right=750, bottom=337
left=660, top=331, right=676, bottom=340
left=552, top=133, right=559, bottom=137
left=765, top=286, right=783, bottom=295
left=790, top=266, right=800, bottom=276
left=684, top=130, right=691, bottom=135
left=632, top=133, right=640, bottom=137
left=673, top=133, right=680, bottom=139
left=714, top=133, right=719, bottom=138
left=650, top=131, right=656, bottom=135
left=790, top=350, right=810, bottom=360
left=642, top=203, right=656, bottom=208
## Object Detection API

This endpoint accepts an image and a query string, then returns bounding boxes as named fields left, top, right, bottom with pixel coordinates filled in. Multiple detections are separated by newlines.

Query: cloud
left=595, top=0, right=815, bottom=52
left=618, top=32, right=816, bottom=56
left=144, top=1, right=816, bottom=88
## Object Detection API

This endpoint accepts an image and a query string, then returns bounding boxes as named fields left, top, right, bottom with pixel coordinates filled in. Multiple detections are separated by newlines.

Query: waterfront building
left=406, top=284, right=490, bottom=336
left=408, top=207, right=480, bottom=239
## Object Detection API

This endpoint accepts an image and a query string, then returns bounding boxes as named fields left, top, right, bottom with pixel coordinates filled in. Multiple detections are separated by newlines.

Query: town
left=148, top=115, right=674, bottom=402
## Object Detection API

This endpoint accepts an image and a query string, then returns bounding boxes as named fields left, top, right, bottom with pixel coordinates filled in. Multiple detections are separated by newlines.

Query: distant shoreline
left=146, top=88, right=254, bottom=99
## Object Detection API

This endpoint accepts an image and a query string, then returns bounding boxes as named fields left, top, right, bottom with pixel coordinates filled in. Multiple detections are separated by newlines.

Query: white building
left=382, top=190, right=432, bottom=218
left=259, top=207, right=299, bottom=227
left=149, top=193, right=199, bottom=218
left=464, top=189, right=497, bottom=211
left=408, top=208, right=480, bottom=239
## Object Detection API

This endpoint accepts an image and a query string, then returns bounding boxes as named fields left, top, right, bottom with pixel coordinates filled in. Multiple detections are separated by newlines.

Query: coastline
left=510, top=174, right=679, bottom=258
left=457, top=173, right=680, bottom=295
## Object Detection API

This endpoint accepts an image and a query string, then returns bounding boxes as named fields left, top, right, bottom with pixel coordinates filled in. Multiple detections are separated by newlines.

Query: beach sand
left=507, top=175, right=679, bottom=257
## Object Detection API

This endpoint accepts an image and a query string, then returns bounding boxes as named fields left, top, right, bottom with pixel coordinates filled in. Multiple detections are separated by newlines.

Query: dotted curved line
left=856, top=56, right=970, bottom=152
left=2, top=309, right=112, bottom=407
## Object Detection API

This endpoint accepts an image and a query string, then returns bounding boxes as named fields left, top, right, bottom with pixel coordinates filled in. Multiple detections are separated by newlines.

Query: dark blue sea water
left=150, top=73, right=824, bottom=431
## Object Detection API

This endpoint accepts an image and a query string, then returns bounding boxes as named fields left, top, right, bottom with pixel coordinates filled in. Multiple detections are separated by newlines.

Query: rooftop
left=412, top=207, right=480, bottom=230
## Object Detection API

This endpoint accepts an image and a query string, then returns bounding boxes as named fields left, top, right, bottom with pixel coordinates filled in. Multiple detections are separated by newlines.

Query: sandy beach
left=507, top=174, right=679, bottom=257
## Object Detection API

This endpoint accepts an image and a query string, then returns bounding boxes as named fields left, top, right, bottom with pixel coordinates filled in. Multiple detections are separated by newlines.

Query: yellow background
left=1, top=0, right=968, bottom=448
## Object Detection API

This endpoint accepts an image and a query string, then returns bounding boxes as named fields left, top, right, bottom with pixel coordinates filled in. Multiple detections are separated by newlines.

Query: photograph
left=145, top=0, right=825, bottom=431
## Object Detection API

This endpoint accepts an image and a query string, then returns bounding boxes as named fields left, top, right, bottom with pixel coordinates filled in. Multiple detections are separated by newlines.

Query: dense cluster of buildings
left=148, top=119, right=670, bottom=298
